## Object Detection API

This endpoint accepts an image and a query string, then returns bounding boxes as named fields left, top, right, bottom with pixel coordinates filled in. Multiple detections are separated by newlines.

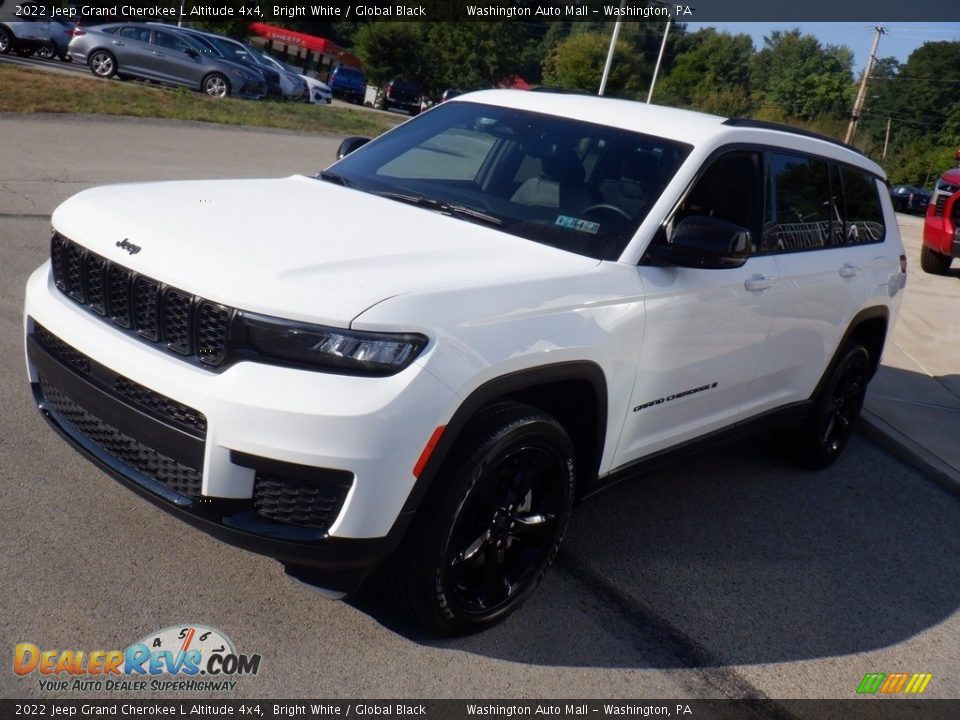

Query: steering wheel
left=582, top=203, right=632, bottom=222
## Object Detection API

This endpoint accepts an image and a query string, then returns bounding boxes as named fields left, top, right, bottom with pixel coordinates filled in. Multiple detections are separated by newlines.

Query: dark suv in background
left=376, top=78, right=422, bottom=115
left=328, top=64, right=366, bottom=104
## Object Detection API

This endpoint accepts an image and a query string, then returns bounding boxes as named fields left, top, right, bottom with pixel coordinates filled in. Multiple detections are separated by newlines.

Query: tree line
left=197, top=16, right=960, bottom=187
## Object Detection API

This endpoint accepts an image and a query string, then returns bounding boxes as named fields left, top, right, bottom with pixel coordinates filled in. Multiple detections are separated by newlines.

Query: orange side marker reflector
left=413, top=426, right=446, bottom=478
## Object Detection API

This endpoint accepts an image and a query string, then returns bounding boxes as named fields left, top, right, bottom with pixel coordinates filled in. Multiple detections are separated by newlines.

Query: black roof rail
left=722, top=118, right=864, bottom=156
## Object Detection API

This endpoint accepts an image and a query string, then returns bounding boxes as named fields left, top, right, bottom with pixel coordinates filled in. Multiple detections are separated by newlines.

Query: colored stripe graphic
left=857, top=672, right=932, bottom=694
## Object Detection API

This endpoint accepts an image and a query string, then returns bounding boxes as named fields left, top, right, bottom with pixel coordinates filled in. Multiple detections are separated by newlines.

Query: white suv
left=23, top=90, right=906, bottom=633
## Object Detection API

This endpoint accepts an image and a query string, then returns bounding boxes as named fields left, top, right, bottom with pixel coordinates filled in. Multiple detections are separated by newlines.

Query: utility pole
left=844, top=26, right=886, bottom=145
left=647, top=18, right=672, bottom=104
left=882, top=116, right=892, bottom=159
left=598, top=0, right=627, bottom=97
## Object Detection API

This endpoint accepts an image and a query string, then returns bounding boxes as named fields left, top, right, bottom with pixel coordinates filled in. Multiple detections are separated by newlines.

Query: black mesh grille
left=113, top=377, right=208, bottom=433
left=133, top=276, right=160, bottom=341
left=51, top=234, right=67, bottom=292
left=108, top=265, right=132, bottom=328
left=49, top=234, right=233, bottom=368
left=40, top=378, right=202, bottom=498
left=253, top=474, right=348, bottom=530
left=85, top=253, right=107, bottom=315
left=34, top=325, right=90, bottom=374
left=197, top=302, right=230, bottom=365
left=163, top=289, right=194, bottom=355
left=65, top=242, right=85, bottom=302
left=33, top=324, right=208, bottom=435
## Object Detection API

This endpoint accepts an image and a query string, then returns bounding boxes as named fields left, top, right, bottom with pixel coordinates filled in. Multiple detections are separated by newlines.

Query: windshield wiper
left=375, top=191, right=503, bottom=227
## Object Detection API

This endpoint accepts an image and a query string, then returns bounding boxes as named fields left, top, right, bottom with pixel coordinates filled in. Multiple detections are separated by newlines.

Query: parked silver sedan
left=68, top=24, right=266, bottom=98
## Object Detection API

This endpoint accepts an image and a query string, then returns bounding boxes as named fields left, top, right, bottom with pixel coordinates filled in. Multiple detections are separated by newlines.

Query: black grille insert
left=40, top=378, right=203, bottom=498
left=253, top=474, right=349, bottom=530
left=33, top=323, right=207, bottom=435
left=49, top=234, right=234, bottom=369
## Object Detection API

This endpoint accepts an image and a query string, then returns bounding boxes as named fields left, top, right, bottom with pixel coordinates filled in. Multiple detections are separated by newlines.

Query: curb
left=858, top=408, right=960, bottom=497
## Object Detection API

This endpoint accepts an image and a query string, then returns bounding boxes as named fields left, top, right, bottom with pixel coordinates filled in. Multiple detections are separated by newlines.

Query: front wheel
left=920, top=244, right=951, bottom=275
left=202, top=73, right=230, bottom=98
left=789, top=344, right=871, bottom=469
left=88, top=49, right=116, bottom=78
left=381, top=403, right=576, bottom=634
left=0, top=27, right=11, bottom=55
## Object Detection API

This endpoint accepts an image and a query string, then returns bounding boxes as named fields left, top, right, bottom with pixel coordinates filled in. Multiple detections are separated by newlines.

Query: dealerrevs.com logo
left=14, top=624, right=261, bottom=693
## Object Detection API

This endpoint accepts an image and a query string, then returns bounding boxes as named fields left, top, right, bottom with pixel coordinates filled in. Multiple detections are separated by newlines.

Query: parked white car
left=302, top=74, right=333, bottom=104
left=24, top=90, right=905, bottom=634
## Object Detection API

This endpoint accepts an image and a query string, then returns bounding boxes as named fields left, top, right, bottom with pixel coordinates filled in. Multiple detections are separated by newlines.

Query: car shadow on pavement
left=348, top=433, right=960, bottom=668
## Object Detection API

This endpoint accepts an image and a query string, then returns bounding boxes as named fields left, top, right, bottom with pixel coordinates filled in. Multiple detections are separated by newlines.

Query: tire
left=381, top=403, right=576, bottom=634
left=920, top=244, right=951, bottom=275
left=37, top=46, right=55, bottom=60
left=789, top=344, right=871, bottom=469
left=0, top=27, right=11, bottom=55
left=88, top=49, right=116, bottom=79
left=202, top=73, right=230, bottom=98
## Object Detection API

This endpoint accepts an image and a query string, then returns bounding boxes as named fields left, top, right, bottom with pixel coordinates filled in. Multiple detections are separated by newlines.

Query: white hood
left=51, top=175, right=598, bottom=326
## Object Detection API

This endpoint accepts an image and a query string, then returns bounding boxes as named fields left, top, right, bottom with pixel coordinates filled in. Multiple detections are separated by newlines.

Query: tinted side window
left=154, top=31, right=192, bottom=54
left=762, top=153, right=833, bottom=253
left=671, top=150, right=762, bottom=253
left=840, top=168, right=885, bottom=244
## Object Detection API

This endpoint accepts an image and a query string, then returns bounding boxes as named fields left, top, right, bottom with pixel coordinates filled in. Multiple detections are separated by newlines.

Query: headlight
left=240, top=312, right=427, bottom=375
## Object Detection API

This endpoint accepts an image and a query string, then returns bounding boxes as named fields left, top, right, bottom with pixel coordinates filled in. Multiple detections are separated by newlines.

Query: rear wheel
left=920, top=244, right=951, bottom=275
left=789, top=344, right=871, bottom=469
left=88, top=50, right=116, bottom=78
left=36, top=46, right=55, bottom=60
left=202, top=73, right=230, bottom=98
left=381, top=403, right=576, bottom=634
left=0, top=27, right=11, bottom=55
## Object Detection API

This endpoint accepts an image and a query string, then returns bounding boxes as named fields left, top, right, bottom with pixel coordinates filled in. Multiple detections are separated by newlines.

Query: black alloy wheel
left=792, top=344, right=871, bottom=469
left=382, top=403, right=575, bottom=634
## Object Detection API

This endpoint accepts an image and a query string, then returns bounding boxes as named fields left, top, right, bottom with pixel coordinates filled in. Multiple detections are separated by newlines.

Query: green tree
left=751, top=29, right=853, bottom=120
left=658, top=28, right=754, bottom=113
left=423, top=23, right=527, bottom=95
left=542, top=32, right=647, bottom=96
left=353, top=22, right=425, bottom=87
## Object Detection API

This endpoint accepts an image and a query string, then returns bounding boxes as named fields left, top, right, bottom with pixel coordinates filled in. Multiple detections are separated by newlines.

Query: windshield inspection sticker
left=555, top=215, right=600, bottom=234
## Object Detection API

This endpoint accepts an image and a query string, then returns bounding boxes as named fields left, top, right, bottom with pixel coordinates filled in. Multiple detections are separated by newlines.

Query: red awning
left=249, top=23, right=362, bottom=67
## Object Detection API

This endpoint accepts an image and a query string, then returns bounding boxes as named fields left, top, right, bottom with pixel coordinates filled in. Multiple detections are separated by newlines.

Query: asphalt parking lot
left=1, top=113, right=958, bottom=706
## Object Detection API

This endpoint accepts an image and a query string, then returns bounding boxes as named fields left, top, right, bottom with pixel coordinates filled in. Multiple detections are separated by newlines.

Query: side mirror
left=337, top=136, right=371, bottom=160
left=648, top=215, right=751, bottom=269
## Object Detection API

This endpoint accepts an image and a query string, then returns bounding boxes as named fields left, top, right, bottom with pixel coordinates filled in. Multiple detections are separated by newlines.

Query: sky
left=683, top=22, right=960, bottom=70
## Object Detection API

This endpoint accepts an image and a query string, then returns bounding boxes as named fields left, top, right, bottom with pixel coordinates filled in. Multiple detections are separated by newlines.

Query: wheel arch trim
left=401, top=360, right=608, bottom=516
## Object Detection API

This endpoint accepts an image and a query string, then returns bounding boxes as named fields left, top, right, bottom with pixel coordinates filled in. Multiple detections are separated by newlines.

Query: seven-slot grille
left=50, top=233, right=232, bottom=368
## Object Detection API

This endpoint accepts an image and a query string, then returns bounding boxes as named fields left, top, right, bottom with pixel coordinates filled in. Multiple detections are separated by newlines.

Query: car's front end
left=23, top=180, right=468, bottom=594
left=303, top=75, right=332, bottom=104
left=923, top=170, right=960, bottom=267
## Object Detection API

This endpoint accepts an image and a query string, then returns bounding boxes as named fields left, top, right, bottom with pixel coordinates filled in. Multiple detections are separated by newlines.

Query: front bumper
left=24, top=262, right=457, bottom=590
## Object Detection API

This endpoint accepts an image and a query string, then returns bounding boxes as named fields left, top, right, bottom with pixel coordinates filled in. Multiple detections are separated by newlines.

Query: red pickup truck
left=922, top=167, right=960, bottom=274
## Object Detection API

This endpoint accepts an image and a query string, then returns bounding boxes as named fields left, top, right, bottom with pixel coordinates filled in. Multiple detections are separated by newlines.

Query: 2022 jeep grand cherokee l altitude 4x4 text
left=24, top=90, right=906, bottom=633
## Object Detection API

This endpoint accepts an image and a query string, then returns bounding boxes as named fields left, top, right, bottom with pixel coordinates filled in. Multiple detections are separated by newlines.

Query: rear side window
left=840, top=168, right=885, bottom=244
left=762, top=153, right=832, bottom=253
left=761, top=152, right=884, bottom=252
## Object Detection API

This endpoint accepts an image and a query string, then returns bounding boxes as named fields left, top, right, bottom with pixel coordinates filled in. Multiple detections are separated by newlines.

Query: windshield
left=327, top=102, right=691, bottom=260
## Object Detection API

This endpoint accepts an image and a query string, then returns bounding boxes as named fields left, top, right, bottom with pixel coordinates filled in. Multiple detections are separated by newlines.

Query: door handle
left=112, top=41, right=124, bottom=46
left=744, top=275, right=774, bottom=292
left=152, top=51, right=164, bottom=56
left=839, top=263, right=860, bottom=278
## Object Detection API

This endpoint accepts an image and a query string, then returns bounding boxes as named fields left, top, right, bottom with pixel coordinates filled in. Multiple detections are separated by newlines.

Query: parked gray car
left=67, top=24, right=266, bottom=98
left=168, top=26, right=306, bottom=102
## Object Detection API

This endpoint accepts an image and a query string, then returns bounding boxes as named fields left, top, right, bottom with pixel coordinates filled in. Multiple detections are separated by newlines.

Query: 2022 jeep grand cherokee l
left=24, top=90, right=906, bottom=633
